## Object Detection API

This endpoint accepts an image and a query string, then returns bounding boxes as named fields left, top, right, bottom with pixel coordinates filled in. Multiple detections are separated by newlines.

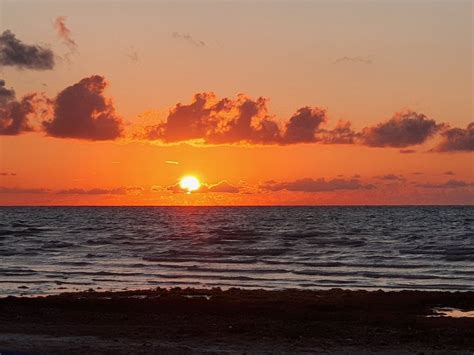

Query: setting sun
left=179, top=176, right=201, bottom=193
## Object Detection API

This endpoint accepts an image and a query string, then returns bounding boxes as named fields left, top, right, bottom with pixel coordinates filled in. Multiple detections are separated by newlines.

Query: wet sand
left=1, top=288, right=473, bottom=354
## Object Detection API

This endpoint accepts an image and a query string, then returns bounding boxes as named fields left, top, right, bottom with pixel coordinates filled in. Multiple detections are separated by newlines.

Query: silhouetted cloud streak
left=260, top=178, right=374, bottom=192
left=416, top=180, right=474, bottom=189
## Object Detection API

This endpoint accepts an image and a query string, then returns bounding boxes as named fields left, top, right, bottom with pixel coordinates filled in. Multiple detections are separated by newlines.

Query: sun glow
left=179, top=176, right=201, bottom=193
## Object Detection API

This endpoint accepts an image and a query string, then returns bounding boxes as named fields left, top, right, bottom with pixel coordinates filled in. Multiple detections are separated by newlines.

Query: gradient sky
left=0, top=0, right=472, bottom=205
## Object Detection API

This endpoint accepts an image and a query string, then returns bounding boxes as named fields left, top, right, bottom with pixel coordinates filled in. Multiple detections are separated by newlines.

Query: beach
left=1, top=288, right=473, bottom=354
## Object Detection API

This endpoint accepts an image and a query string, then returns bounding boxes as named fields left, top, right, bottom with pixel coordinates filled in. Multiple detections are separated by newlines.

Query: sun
left=179, top=176, right=201, bottom=193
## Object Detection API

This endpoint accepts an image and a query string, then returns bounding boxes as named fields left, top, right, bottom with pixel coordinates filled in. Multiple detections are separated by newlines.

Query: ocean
left=0, top=206, right=472, bottom=296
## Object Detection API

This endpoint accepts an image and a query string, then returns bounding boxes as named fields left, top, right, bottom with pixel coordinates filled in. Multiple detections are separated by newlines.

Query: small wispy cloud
left=165, top=160, right=179, bottom=165
left=171, top=32, right=206, bottom=47
left=126, top=47, right=138, bottom=63
left=54, top=16, right=77, bottom=52
left=0, top=187, right=50, bottom=194
left=334, top=55, right=374, bottom=64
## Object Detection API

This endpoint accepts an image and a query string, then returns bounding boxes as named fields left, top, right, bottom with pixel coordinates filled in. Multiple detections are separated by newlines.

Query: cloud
left=281, top=107, right=327, bottom=144
left=206, top=181, right=240, bottom=193
left=165, top=160, right=179, bottom=165
left=0, top=187, right=49, bottom=194
left=0, top=79, right=15, bottom=105
left=163, top=180, right=240, bottom=194
left=126, top=47, right=138, bottom=63
left=0, top=30, right=55, bottom=70
left=138, top=94, right=459, bottom=149
left=43, top=75, right=123, bottom=140
left=360, top=111, right=442, bottom=148
left=434, top=123, right=474, bottom=152
left=171, top=32, right=205, bottom=47
left=54, top=16, right=77, bottom=52
left=319, top=120, right=358, bottom=144
left=443, top=171, right=455, bottom=176
left=56, top=187, right=133, bottom=195
left=334, top=55, right=373, bottom=64
left=138, top=92, right=341, bottom=145
left=416, top=180, right=474, bottom=189
left=374, top=174, right=404, bottom=181
left=140, top=93, right=279, bottom=144
left=260, top=178, right=374, bottom=192
left=0, top=172, right=16, bottom=176
left=0, top=80, right=46, bottom=135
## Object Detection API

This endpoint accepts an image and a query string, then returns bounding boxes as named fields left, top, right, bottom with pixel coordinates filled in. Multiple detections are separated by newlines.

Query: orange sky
left=0, top=0, right=472, bottom=205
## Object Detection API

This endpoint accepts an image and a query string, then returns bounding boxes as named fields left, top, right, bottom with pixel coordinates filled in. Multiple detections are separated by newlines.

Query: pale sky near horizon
left=0, top=0, right=472, bottom=205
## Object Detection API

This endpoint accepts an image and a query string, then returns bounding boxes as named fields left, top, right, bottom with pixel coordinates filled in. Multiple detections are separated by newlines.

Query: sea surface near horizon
left=0, top=206, right=472, bottom=296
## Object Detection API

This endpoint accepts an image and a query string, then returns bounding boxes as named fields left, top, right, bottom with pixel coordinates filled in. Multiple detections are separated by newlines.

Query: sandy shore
left=1, top=288, right=473, bottom=354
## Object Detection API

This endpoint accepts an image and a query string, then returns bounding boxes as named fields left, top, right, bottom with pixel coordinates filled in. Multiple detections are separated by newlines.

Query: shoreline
left=1, top=288, right=473, bottom=354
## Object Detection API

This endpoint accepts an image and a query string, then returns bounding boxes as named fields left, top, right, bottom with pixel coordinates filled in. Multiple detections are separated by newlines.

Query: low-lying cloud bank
left=165, top=180, right=241, bottom=194
left=2, top=176, right=474, bottom=197
left=415, top=180, right=474, bottom=189
left=137, top=92, right=472, bottom=152
left=0, top=77, right=472, bottom=152
left=260, top=178, right=374, bottom=192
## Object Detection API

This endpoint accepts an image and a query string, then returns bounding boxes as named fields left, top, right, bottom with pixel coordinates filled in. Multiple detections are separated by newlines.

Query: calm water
left=0, top=206, right=472, bottom=296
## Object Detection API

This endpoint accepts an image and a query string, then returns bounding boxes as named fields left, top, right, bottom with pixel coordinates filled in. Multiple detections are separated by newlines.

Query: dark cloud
left=0, top=172, right=16, bottom=176
left=416, top=180, right=474, bottom=189
left=0, top=30, right=55, bottom=70
left=43, top=75, right=123, bottom=140
left=374, top=174, right=404, bottom=181
left=444, top=171, right=455, bottom=176
left=0, top=187, right=49, bottom=194
left=434, top=123, right=474, bottom=152
left=360, top=111, right=442, bottom=148
left=171, top=32, right=206, bottom=47
left=260, top=178, right=374, bottom=192
left=0, top=80, right=44, bottom=135
left=54, top=17, right=77, bottom=52
left=281, top=107, right=326, bottom=144
left=0, top=79, right=15, bottom=105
